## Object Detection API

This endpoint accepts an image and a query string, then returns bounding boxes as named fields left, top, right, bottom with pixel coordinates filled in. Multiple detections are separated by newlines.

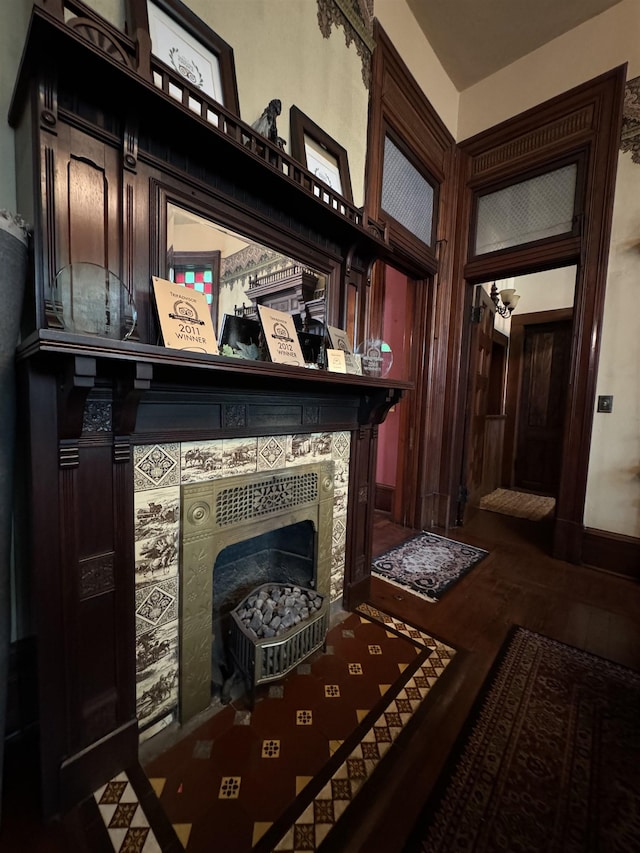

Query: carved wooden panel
left=472, top=106, right=594, bottom=177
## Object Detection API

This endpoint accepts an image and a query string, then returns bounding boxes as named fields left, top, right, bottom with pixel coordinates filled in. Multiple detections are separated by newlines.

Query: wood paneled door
left=504, top=309, right=574, bottom=496
left=462, top=286, right=497, bottom=518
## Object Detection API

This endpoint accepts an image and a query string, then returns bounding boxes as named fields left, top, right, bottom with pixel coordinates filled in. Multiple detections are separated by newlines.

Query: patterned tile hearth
left=94, top=607, right=455, bottom=852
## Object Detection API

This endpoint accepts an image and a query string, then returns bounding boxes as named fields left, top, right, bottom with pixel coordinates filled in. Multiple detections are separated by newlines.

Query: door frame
left=444, top=66, right=625, bottom=562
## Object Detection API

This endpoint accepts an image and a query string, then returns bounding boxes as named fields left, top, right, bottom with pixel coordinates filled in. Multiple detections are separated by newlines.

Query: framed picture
left=290, top=106, right=353, bottom=202
left=127, top=0, right=240, bottom=115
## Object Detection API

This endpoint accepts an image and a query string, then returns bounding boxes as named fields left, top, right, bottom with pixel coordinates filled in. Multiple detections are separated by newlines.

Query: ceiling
left=406, top=0, right=624, bottom=90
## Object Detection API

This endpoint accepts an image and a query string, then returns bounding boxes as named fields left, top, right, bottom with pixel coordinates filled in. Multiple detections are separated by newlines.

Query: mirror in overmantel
left=166, top=204, right=327, bottom=364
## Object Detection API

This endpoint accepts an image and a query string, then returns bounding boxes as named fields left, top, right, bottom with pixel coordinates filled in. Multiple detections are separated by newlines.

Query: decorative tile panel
left=222, top=436, right=258, bottom=477
left=181, top=440, right=224, bottom=483
left=331, top=431, right=351, bottom=461
left=134, top=487, right=180, bottom=585
left=136, top=620, right=179, bottom=726
left=258, top=435, right=287, bottom=470
left=134, top=443, right=179, bottom=491
left=135, top=578, right=178, bottom=634
left=286, top=432, right=333, bottom=466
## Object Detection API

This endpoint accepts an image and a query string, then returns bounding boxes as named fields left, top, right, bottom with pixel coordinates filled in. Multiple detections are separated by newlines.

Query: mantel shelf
left=17, top=329, right=413, bottom=395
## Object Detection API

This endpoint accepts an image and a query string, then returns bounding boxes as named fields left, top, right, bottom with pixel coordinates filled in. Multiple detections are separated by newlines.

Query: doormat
left=405, top=627, right=640, bottom=852
left=479, top=487, right=555, bottom=521
left=371, top=532, right=488, bottom=602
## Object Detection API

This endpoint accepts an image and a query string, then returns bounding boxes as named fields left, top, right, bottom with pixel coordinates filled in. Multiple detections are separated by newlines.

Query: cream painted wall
left=374, top=0, right=459, bottom=137
left=584, top=149, right=640, bottom=536
left=484, top=266, right=576, bottom=336
left=458, top=0, right=639, bottom=140
left=197, top=0, right=369, bottom=206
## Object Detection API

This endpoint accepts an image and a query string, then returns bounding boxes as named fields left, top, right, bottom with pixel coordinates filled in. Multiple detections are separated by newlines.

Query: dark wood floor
left=2, top=509, right=639, bottom=851
left=322, top=509, right=640, bottom=852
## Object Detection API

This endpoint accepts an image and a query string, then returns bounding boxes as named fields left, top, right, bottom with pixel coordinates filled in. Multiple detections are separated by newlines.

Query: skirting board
left=375, top=483, right=394, bottom=513
left=581, top=527, right=640, bottom=580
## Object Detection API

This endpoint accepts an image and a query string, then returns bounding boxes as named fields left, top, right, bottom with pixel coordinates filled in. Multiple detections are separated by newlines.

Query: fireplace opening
left=212, top=520, right=316, bottom=699
left=179, top=460, right=335, bottom=722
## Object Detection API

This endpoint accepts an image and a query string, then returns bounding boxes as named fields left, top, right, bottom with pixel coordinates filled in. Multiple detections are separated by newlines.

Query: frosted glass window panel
left=474, top=164, right=578, bottom=255
left=381, top=136, right=434, bottom=246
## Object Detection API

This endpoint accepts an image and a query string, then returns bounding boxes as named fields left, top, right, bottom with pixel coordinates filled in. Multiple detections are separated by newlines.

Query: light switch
left=597, top=395, right=613, bottom=413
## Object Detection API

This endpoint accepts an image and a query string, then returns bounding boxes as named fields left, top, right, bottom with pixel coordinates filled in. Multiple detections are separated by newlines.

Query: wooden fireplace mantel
left=18, top=328, right=410, bottom=438
left=16, top=329, right=409, bottom=819
left=10, top=0, right=410, bottom=823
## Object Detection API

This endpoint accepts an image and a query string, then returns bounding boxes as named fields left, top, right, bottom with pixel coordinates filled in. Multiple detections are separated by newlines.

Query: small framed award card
left=326, top=324, right=353, bottom=353
left=326, top=348, right=347, bottom=373
left=152, top=276, right=219, bottom=354
left=257, top=304, right=305, bottom=366
left=326, top=325, right=361, bottom=374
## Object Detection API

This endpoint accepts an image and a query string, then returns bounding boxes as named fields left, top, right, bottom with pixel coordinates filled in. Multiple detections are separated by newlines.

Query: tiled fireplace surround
left=133, top=431, right=351, bottom=736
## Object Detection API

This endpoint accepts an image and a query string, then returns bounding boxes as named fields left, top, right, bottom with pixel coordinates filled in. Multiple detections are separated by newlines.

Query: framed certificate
left=290, top=106, right=353, bottom=202
left=127, top=0, right=240, bottom=114
left=257, top=305, right=306, bottom=367
left=152, top=276, right=219, bottom=353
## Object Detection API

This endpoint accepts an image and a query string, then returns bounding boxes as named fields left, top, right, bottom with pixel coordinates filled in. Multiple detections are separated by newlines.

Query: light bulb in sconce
left=491, top=283, right=520, bottom=318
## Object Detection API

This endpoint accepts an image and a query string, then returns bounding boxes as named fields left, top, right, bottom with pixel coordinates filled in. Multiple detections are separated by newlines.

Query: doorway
left=461, top=267, right=576, bottom=530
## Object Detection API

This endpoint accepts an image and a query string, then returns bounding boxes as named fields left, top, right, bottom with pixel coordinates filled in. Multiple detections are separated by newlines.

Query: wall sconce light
left=490, top=283, right=520, bottom=318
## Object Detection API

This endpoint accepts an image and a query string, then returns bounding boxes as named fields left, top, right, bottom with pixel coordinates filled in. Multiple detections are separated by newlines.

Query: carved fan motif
left=69, top=18, right=133, bottom=68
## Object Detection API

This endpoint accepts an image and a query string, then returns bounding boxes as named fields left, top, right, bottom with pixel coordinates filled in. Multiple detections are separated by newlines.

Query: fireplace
left=11, top=2, right=407, bottom=816
left=180, top=460, right=334, bottom=721
left=133, top=433, right=347, bottom=735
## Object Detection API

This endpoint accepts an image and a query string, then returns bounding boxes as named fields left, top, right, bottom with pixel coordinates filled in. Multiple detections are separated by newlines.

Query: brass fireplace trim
left=179, top=461, right=335, bottom=722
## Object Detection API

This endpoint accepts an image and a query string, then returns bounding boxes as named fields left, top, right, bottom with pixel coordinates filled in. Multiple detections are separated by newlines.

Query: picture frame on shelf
left=218, top=313, right=262, bottom=360
left=127, top=0, right=240, bottom=115
left=290, top=106, right=353, bottom=202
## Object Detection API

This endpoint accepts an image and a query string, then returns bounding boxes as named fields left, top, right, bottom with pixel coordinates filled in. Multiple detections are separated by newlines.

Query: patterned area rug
left=406, top=627, right=640, bottom=852
left=479, top=487, right=555, bottom=521
left=371, top=533, right=488, bottom=602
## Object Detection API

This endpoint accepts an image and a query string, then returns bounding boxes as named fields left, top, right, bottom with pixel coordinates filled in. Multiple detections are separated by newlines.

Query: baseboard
left=581, top=527, right=640, bottom=580
left=375, top=483, right=394, bottom=513
left=60, top=719, right=139, bottom=814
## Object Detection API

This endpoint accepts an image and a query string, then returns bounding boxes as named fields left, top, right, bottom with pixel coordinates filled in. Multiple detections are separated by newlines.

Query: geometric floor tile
left=114, top=606, right=458, bottom=852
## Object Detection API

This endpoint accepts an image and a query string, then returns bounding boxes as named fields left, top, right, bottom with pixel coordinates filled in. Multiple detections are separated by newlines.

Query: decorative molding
left=472, top=106, right=594, bottom=176
left=621, top=75, right=640, bottom=164
left=68, top=18, right=134, bottom=68
left=581, top=527, right=640, bottom=580
left=82, top=399, right=112, bottom=433
left=59, top=442, right=79, bottom=468
left=113, top=439, right=131, bottom=464
left=317, top=0, right=374, bottom=88
left=223, top=403, right=247, bottom=428
left=80, top=553, right=115, bottom=599
left=303, top=405, right=320, bottom=425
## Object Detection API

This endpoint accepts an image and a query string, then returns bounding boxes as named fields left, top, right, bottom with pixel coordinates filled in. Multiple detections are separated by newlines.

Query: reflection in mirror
left=166, top=204, right=327, bottom=361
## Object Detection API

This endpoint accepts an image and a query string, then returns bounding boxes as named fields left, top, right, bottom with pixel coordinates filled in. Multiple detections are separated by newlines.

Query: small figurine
left=252, top=99, right=286, bottom=149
